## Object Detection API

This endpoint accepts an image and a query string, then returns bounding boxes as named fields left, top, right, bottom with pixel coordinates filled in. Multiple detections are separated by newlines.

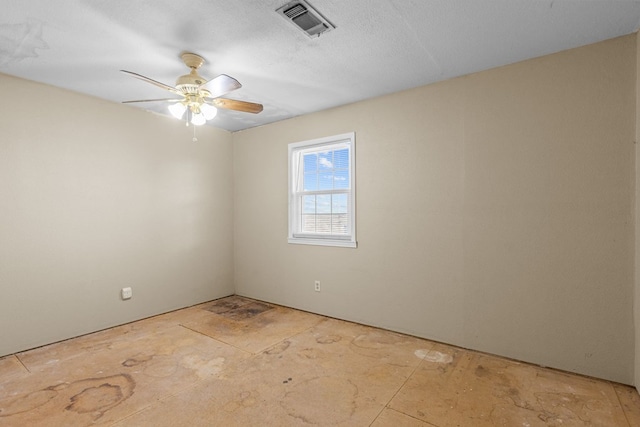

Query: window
left=288, top=132, right=356, bottom=248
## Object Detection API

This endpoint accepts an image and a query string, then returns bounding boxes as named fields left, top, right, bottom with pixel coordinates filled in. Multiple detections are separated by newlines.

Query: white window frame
left=288, top=132, right=356, bottom=248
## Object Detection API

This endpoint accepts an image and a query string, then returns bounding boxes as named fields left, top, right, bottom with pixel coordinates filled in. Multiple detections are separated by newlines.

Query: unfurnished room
left=3, top=1, right=640, bottom=426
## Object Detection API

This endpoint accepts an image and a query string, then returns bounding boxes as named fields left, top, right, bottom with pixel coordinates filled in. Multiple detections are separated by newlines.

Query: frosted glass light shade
left=168, top=103, right=187, bottom=119
left=190, top=112, right=206, bottom=126
left=200, top=103, right=218, bottom=120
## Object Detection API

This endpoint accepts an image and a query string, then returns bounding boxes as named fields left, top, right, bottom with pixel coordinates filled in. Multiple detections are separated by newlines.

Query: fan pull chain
left=184, top=109, right=197, bottom=142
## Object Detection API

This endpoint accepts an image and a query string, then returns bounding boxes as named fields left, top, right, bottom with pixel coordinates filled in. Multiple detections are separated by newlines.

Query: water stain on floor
left=205, top=297, right=274, bottom=320
left=0, top=374, right=134, bottom=421
left=204, top=296, right=250, bottom=315
left=218, top=301, right=273, bottom=320
left=280, top=376, right=359, bottom=425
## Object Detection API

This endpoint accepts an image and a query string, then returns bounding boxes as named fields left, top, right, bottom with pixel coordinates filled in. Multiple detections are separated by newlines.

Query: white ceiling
left=3, top=1, right=640, bottom=132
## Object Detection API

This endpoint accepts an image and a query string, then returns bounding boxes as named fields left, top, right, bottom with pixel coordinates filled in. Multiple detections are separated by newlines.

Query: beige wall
left=0, top=73, right=234, bottom=357
left=233, top=35, right=636, bottom=383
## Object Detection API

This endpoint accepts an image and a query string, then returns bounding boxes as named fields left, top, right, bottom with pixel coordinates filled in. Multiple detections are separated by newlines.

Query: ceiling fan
left=121, top=52, right=263, bottom=126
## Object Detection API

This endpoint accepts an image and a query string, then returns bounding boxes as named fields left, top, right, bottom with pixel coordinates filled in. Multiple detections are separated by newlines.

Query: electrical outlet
left=314, top=281, right=320, bottom=292
left=121, top=287, right=132, bottom=300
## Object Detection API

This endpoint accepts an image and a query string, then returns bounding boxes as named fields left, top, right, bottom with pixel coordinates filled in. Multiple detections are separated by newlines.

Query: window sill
left=288, top=237, right=357, bottom=248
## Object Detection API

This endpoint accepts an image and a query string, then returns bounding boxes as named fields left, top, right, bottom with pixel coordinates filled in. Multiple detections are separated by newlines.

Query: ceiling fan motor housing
left=176, top=53, right=206, bottom=90
left=176, top=70, right=205, bottom=91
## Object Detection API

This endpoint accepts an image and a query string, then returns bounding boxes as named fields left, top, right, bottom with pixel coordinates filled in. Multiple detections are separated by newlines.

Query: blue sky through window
left=302, top=149, right=349, bottom=191
left=332, top=194, right=347, bottom=213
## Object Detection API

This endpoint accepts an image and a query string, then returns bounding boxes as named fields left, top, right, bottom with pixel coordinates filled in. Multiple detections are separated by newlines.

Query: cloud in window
left=319, top=157, right=333, bottom=168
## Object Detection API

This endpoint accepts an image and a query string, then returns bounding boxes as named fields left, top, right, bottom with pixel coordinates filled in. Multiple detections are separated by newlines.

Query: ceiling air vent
left=276, top=0, right=335, bottom=38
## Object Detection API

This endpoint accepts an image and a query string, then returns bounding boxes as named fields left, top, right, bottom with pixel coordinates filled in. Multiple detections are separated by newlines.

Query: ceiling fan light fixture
left=168, top=102, right=187, bottom=119
left=190, top=111, right=206, bottom=126
left=200, top=103, right=218, bottom=120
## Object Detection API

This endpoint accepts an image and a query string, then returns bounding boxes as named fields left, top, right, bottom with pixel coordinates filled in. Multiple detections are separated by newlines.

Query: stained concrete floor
left=1, top=296, right=640, bottom=426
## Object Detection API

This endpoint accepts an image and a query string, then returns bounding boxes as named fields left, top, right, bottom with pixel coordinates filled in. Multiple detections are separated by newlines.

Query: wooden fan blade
left=121, top=70, right=181, bottom=95
left=123, top=98, right=182, bottom=104
left=201, top=74, right=242, bottom=99
left=212, top=98, right=263, bottom=114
